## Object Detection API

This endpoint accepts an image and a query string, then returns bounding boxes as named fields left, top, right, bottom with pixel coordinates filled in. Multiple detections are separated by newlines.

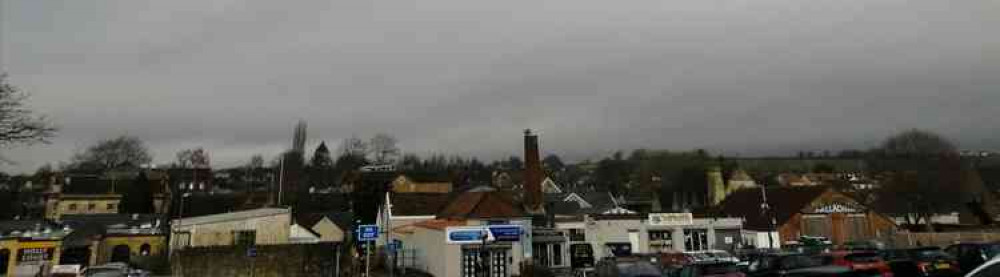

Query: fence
left=882, top=231, right=1000, bottom=248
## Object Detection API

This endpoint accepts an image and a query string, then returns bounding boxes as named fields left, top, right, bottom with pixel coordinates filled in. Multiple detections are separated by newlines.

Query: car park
left=819, top=251, right=892, bottom=277
left=595, top=258, right=664, bottom=277
left=943, top=242, right=1000, bottom=274
left=744, top=253, right=857, bottom=277
left=881, top=247, right=961, bottom=277
left=964, top=256, right=1000, bottom=277
left=669, top=261, right=746, bottom=277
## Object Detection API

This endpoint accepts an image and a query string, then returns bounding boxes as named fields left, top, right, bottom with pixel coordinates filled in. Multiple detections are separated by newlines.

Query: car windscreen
left=84, top=268, right=124, bottom=277
left=616, top=262, right=663, bottom=277
left=909, top=249, right=953, bottom=261
left=699, top=263, right=739, bottom=274
left=986, top=244, right=1000, bottom=258
left=780, top=255, right=824, bottom=269
left=845, top=252, right=882, bottom=263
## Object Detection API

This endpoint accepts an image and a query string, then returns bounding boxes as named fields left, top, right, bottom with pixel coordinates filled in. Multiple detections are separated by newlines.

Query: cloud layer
left=2, top=0, right=997, bottom=172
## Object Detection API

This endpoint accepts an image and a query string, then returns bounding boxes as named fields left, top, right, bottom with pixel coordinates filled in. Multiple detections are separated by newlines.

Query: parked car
left=81, top=263, right=149, bottom=277
left=669, top=261, right=746, bottom=277
left=82, top=265, right=128, bottom=277
left=819, top=251, right=893, bottom=277
left=686, top=250, right=741, bottom=263
left=964, top=256, right=1000, bottom=277
left=595, top=258, right=664, bottom=277
left=943, top=242, right=1000, bottom=274
left=744, top=253, right=856, bottom=277
left=881, top=247, right=961, bottom=277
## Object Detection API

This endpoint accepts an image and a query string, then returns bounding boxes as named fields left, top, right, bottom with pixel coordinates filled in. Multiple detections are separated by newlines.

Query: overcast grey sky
left=1, top=0, right=997, bottom=173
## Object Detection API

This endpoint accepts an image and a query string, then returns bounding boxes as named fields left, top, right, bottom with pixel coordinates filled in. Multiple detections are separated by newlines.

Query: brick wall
left=171, top=243, right=341, bottom=277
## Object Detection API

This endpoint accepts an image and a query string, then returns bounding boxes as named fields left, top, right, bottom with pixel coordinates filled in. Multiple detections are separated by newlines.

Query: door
left=462, top=248, right=509, bottom=277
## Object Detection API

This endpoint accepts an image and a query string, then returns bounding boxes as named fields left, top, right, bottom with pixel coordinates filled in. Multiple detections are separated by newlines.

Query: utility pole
left=278, top=157, right=285, bottom=206
left=385, top=193, right=394, bottom=277
left=365, top=241, right=371, bottom=277
left=760, top=185, right=775, bottom=249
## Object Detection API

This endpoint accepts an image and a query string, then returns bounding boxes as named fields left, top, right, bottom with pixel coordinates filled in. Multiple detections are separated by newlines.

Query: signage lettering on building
left=648, top=213, right=694, bottom=226
left=812, top=203, right=861, bottom=214
left=446, top=225, right=522, bottom=244
left=17, top=248, right=54, bottom=263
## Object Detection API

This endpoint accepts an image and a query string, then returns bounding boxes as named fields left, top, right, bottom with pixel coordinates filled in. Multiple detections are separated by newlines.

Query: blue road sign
left=357, top=225, right=379, bottom=242
left=246, top=247, right=257, bottom=257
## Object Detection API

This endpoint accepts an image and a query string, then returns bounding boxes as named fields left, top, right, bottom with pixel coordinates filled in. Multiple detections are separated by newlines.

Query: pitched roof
left=390, top=193, right=453, bottom=216
left=545, top=191, right=619, bottom=215
left=720, top=186, right=831, bottom=230
left=437, top=191, right=526, bottom=219
left=174, top=208, right=289, bottom=227
left=729, top=169, right=753, bottom=182
left=413, top=219, right=466, bottom=230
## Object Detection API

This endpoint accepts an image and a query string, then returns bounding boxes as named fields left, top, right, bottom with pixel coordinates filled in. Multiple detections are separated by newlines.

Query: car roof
left=966, top=256, right=1000, bottom=276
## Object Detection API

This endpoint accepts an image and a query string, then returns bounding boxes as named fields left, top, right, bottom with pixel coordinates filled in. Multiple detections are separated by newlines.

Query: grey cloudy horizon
left=1, top=0, right=998, bottom=173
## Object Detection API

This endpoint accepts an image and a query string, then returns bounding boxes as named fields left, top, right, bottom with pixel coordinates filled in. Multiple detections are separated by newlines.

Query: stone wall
left=171, top=243, right=341, bottom=277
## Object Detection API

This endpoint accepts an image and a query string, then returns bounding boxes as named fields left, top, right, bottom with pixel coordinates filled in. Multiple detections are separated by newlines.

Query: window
left=233, top=230, right=256, bottom=246
left=139, top=244, right=152, bottom=256
left=107, top=203, right=116, bottom=210
left=88, top=204, right=96, bottom=210
left=649, top=230, right=673, bottom=253
left=552, top=243, right=563, bottom=267
left=68, top=204, right=77, bottom=211
left=569, top=229, right=585, bottom=241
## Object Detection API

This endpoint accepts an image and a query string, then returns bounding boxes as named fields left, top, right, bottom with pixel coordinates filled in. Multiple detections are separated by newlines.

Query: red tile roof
left=437, top=191, right=526, bottom=219
left=413, top=219, right=467, bottom=230
left=720, top=186, right=831, bottom=230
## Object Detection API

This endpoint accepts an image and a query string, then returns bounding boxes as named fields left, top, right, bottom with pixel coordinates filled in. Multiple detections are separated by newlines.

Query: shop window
left=649, top=230, right=673, bottom=253
left=605, top=243, right=632, bottom=257
left=684, top=229, right=709, bottom=251
left=68, top=204, right=77, bottom=211
left=233, top=230, right=256, bottom=246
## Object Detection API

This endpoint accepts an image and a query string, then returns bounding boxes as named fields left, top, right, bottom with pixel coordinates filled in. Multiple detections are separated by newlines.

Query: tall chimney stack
left=523, top=129, right=544, bottom=214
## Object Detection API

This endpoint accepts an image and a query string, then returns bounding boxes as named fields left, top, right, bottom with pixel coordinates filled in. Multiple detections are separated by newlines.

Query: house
left=391, top=188, right=532, bottom=277
left=726, top=169, right=758, bottom=192
left=170, top=208, right=292, bottom=251
left=375, top=193, right=453, bottom=246
left=44, top=171, right=171, bottom=220
left=391, top=174, right=452, bottom=194
left=545, top=191, right=630, bottom=216
left=294, top=212, right=354, bottom=243
left=720, top=186, right=896, bottom=248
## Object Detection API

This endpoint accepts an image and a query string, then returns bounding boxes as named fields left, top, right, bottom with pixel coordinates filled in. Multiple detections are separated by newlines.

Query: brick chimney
left=523, top=129, right=544, bottom=214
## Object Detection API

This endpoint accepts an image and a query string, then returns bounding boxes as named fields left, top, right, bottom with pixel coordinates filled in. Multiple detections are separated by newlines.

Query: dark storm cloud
left=1, top=0, right=997, bottom=172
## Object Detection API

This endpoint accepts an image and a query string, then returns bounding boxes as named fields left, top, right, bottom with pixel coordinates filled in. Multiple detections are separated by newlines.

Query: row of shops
left=0, top=214, right=167, bottom=277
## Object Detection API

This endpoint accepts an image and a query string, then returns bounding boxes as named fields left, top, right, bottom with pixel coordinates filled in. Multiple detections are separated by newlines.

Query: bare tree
left=338, top=135, right=368, bottom=158
left=176, top=147, right=210, bottom=168
left=369, top=133, right=399, bottom=164
left=0, top=74, right=56, bottom=146
left=70, top=135, right=152, bottom=172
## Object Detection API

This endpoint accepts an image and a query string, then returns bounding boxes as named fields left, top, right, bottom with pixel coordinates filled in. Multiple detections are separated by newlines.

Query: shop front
left=3, top=239, right=62, bottom=277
